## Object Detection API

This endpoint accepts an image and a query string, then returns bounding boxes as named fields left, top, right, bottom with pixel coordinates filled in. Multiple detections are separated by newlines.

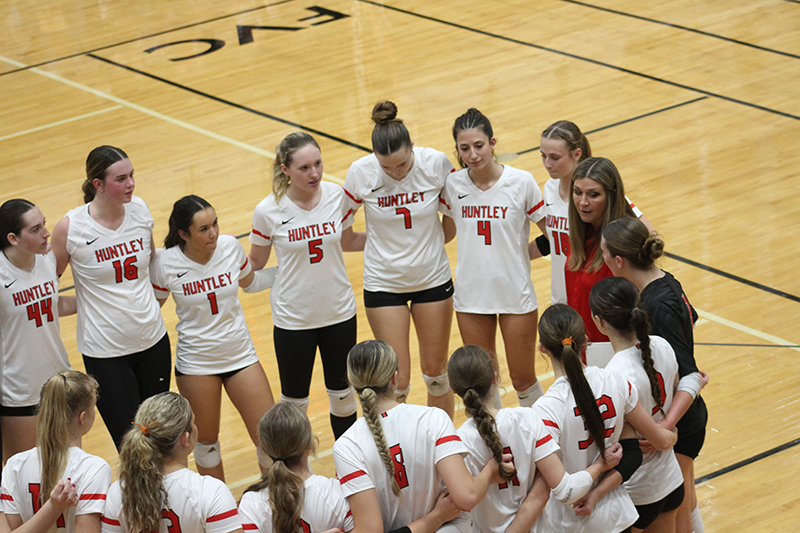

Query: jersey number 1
left=28, top=484, right=66, bottom=528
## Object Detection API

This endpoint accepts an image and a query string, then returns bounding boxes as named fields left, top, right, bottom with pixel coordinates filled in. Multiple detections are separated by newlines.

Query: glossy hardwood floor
left=2, top=0, right=799, bottom=530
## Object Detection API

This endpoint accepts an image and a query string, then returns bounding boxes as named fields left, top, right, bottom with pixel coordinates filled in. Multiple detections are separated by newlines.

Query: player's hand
left=601, top=442, right=622, bottom=469
left=572, top=489, right=599, bottom=516
left=49, top=479, right=79, bottom=512
left=432, top=490, right=462, bottom=521
left=699, top=371, right=710, bottom=389
left=638, top=439, right=656, bottom=454
left=499, top=452, right=516, bottom=478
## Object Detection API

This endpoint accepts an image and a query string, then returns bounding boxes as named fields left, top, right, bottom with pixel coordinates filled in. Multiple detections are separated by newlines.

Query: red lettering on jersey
left=162, top=509, right=182, bottom=533
left=378, top=192, right=423, bottom=208
left=498, top=446, right=521, bottom=489
left=389, top=444, right=410, bottom=489
left=573, top=395, right=617, bottom=450
left=94, top=239, right=144, bottom=263
left=28, top=484, right=66, bottom=528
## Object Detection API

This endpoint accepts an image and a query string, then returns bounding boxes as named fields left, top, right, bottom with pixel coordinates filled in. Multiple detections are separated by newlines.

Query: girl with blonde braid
left=333, top=340, right=511, bottom=533
left=448, top=345, right=622, bottom=533
left=239, top=403, right=352, bottom=533
left=1, top=371, right=111, bottom=533
left=101, top=392, right=241, bottom=533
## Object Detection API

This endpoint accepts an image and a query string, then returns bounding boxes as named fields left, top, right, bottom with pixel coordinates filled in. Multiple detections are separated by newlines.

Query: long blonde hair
left=36, top=371, right=98, bottom=507
left=244, top=403, right=316, bottom=533
left=347, top=340, right=402, bottom=497
left=118, top=392, right=193, bottom=533
left=273, top=133, right=320, bottom=201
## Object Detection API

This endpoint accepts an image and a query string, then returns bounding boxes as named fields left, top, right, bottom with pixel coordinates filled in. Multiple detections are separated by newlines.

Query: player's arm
left=74, top=514, right=100, bottom=533
left=3, top=480, right=78, bottom=533
left=58, top=296, right=77, bottom=316
left=51, top=217, right=71, bottom=276
left=436, top=452, right=513, bottom=511
left=625, top=401, right=677, bottom=451
left=149, top=232, right=157, bottom=264
left=442, top=215, right=456, bottom=244
left=341, top=227, right=366, bottom=252
left=247, top=243, right=272, bottom=271
left=638, top=214, right=656, bottom=234
left=346, top=489, right=384, bottom=533
left=528, top=219, right=549, bottom=260
left=400, top=490, right=461, bottom=533
left=506, top=471, right=549, bottom=533
left=534, top=443, right=622, bottom=504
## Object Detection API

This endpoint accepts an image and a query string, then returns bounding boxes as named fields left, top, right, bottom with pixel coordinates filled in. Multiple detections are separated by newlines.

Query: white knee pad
left=194, top=440, right=222, bottom=469
left=280, top=394, right=310, bottom=414
left=516, top=381, right=544, bottom=407
left=327, top=387, right=357, bottom=417
left=423, top=373, right=450, bottom=397
left=394, top=386, right=410, bottom=404
left=257, top=446, right=271, bottom=469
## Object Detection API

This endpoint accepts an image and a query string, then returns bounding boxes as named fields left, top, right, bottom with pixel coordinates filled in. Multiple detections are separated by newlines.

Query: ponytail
left=347, top=340, right=402, bottom=497
left=538, top=305, right=608, bottom=462
left=448, top=346, right=516, bottom=482
left=589, top=277, right=662, bottom=412
left=244, top=403, right=315, bottom=533
left=118, top=392, right=193, bottom=533
left=84, top=146, right=129, bottom=203
left=273, top=133, right=320, bottom=201
left=36, top=371, right=98, bottom=507
left=541, top=120, right=592, bottom=162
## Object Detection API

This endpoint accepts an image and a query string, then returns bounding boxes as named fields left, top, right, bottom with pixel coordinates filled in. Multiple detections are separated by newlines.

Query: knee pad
left=280, top=394, right=310, bottom=414
left=194, top=440, right=222, bottom=469
left=327, top=387, right=357, bottom=418
left=516, top=381, right=544, bottom=407
left=423, top=373, right=450, bottom=397
left=394, top=386, right=410, bottom=404
left=257, top=446, right=271, bottom=469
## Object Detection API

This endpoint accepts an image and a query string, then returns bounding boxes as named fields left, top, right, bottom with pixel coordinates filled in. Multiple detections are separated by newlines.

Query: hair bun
left=372, top=101, right=399, bottom=124
left=642, top=233, right=665, bottom=261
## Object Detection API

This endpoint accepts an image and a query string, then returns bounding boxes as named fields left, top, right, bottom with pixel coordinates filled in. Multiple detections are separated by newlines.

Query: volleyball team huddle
left=0, top=101, right=709, bottom=533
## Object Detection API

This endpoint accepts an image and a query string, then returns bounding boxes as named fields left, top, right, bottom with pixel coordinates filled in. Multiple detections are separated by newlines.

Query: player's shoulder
left=4, top=447, right=37, bottom=471
left=238, top=488, right=267, bottom=509
left=216, top=233, right=242, bottom=252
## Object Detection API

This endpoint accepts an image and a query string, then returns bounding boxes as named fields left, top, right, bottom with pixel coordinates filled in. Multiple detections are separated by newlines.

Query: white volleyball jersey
left=250, top=182, right=357, bottom=330
left=544, top=181, right=644, bottom=306
left=64, top=196, right=166, bottom=357
left=440, top=166, right=544, bottom=314
left=0, top=251, right=70, bottom=407
left=1, top=446, right=112, bottom=532
left=532, top=366, right=638, bottom=533
left=333, top=403, right=467, bottom=531
left=101, top=468, right=240, bottom=533
left=150, top=235, right=258, bottom=375
left=343, top=147, right=453, bottom=293
left=457, top=407, right=559, bottom=533
left=605, top=336, right=683, bottom=505
left=239, top=474, right=354, bottom=532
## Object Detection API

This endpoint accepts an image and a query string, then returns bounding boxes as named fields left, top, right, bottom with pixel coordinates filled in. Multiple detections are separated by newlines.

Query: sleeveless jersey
left=64, top=196, right=166, bottom=357
left=101, top=468, right=240, bottom=533
left=239, top=474, right=354, bottom=532
left=333, top=403, right=467, bottom=531
left=457, top=407, right=559, bottom=533
left=250, top=181, right=357, bottom=330
left=0, top=251, right=70, bottom=407
left=1, top=447, right=112, bottom=533
left=150, top=235, right=258, bottom=375
left=605, top=336, right=683, bottom=505
left=440, top=165, right=544, bottom=314
left=343, top=147, right=453, bottom=293
left=532, top=366, right=639, bottom=533
left=542, top=179, right=570, bottom=305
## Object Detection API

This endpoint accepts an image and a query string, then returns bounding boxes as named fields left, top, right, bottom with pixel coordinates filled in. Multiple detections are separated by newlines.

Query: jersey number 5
left=389, top=443, right=410, bottom=489
left=573, top=394, right=617, bottom=450
left=308, top=239, right=323, bottom=264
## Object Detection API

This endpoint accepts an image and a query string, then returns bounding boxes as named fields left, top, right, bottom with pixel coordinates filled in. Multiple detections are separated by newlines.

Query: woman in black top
left=601, top=217, right=708, bottom=533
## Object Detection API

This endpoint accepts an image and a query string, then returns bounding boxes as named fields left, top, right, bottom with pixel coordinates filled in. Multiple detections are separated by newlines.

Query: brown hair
left=448, top=345, right=516, bottom=482
left=451, top=108, right=495, bottom=169
left=568, top=157, right=635, bottom=272
left=538, top=305, right=608, bottom=463
left=541, top=120, right=592, bottom=161
left=273, top=133, right=320, bottom=201
left=370, top=101, right=411, bottom=156
left=83, top=146, right=129, bottom=203
left=603, top=217, right=664, bottom=271
left=0, top=199, right=36, bottom=250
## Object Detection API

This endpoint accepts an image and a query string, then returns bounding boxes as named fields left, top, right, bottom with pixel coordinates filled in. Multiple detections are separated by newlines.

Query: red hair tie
left=562, top=337, right=576, bottom=349
left=132, top=421, right=159, bottom=436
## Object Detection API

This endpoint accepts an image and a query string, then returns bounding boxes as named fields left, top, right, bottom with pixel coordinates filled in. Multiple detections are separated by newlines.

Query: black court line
left=695, top=437, right=800, bottom=484
left=0, top=0, right=294, bottom=78
left=516, top=96, right=707, bottom=155
left=696, top=342, right=800, bottom=348
left=87, top=54, right=372, bottom=153
left=664, top=251, right=800, bottom=304
left=783, top=0, right=800, bottom=4
left=357, top=0, right=800, bottom=122
left=561, top=0, right=800, bottom=61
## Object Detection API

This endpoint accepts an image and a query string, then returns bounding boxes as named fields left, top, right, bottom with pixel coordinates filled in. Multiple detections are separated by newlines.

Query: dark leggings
left=273, top=315, right=356, bottom=397
left=82, top=333, right=171, bottom=450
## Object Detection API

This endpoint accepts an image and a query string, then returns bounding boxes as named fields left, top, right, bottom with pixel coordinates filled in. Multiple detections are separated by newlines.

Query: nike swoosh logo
left=177, top=271, right=189, bottom=278
left=86, top=237, right=99, bottom=245
left=281, top=217, right=295, bottom=225
left=458, top=194, right=469, bottom=199
left=4, top=280, right=16, bottom=288
left=371, top=185, right=385, bottom=192
left=445, top=285, right=453, bottom=292
left=545, top=202, right=554, bottom=206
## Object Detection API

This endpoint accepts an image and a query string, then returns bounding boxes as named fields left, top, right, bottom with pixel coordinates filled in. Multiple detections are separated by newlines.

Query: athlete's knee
left=423, top=373, right=450, bottom=397
left=280, top=394, right=310, bottom=414
left=327, top=387, right=357, bottom=417
left=194, top=440, right=222, bottom=469
left=394, top=385, right=410, bottom=404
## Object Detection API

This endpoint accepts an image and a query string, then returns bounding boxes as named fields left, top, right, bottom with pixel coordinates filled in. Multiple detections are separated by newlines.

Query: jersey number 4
left=26, top=298, right=54, bottom=327
left=573, top=395, right=617, bottom=450
left=477, top=221, right=492, bottom=245
left=498, top=446, right=520, bottom=489
left=28, top=483, right=66, bottom=528
left=389, top=444, right=410, bottom=489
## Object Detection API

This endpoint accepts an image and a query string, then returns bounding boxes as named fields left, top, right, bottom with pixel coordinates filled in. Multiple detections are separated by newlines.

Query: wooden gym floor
left=2, top=0, right=799, bottom=530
